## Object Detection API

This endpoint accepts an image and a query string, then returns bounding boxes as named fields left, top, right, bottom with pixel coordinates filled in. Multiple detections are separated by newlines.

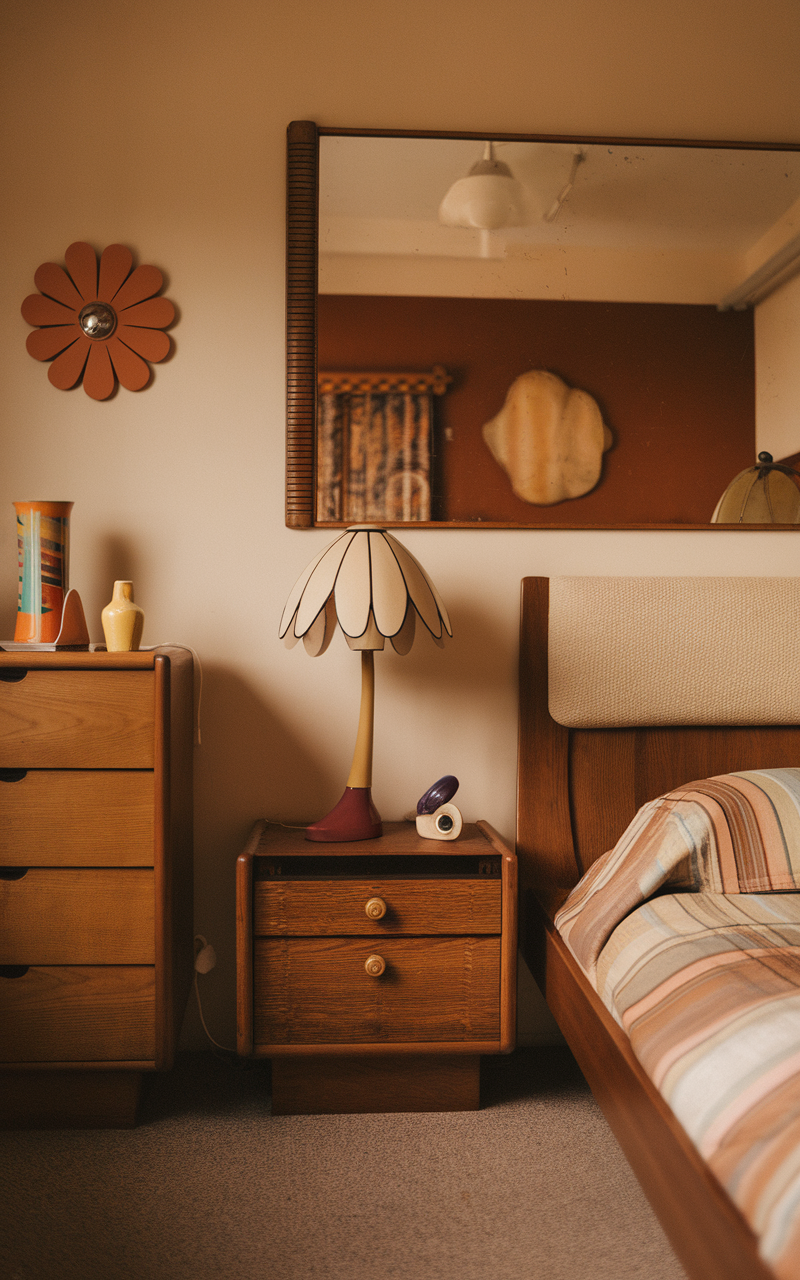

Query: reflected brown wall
left=319, top=295, right=755, bottom=525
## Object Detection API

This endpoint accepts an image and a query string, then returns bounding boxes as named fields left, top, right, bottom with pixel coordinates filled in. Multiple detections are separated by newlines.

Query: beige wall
left=1, top=0, right=799, bottom=1049
left=756, top=272, right=800, bottom=459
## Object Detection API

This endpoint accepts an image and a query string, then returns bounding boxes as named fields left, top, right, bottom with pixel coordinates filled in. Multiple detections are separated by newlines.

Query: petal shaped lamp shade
left=711, top=453, right=800, bottom=523
left=280, top=526, right=452, bottom=841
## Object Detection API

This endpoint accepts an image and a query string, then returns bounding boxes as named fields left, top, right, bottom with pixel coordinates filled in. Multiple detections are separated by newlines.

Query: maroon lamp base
left=305, top=787, right=383, bottom=842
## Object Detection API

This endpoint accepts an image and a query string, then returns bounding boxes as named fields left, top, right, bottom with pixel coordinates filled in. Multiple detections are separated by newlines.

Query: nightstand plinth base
left=271, top=1054, right=480, bottom=1115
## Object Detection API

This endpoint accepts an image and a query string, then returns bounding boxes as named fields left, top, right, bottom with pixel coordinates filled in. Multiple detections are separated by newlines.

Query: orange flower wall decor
left=21, top=242, right=175, bottom=400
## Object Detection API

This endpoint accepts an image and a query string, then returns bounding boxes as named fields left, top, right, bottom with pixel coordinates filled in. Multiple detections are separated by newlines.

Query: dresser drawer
left=253, top=935, right=500, bottom=1046
left=0, top=870, right=154, bottom=964
left=0, top=770, right=154, bottom=866
left=254, top=878, right=501, bottom=936
left=0, top=966, right=156, bottom=1062
left=0, top=671, right=154, bottom=767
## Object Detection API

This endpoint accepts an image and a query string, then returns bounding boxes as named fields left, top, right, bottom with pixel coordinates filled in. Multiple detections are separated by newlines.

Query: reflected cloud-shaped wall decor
left=482, top=369, right=613, bottom=505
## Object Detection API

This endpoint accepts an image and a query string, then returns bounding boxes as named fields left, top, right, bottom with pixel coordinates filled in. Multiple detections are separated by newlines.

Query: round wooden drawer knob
left=365, top=897, right=387, bottom=920
left=365, top=954, right=386, bottom=977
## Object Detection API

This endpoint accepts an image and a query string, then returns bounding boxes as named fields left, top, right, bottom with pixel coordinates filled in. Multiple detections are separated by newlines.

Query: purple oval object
left=417, top=775, right=459, bottom=815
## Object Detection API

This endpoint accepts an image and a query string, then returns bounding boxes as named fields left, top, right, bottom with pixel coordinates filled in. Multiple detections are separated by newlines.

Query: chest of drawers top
left=0, top=650, right=174, bottom=769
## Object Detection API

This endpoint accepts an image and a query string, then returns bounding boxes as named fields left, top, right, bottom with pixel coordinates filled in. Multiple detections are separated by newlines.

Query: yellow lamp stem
left=346, top=650, right=375, bottom=789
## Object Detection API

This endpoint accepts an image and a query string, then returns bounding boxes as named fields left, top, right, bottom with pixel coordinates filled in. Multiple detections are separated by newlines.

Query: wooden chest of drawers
left=0, top=649, right=194, bottom=1128
left=237, top=821, right=516, bottom=1114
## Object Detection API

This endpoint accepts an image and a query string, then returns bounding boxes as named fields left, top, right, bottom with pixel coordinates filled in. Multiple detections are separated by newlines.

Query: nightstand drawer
left=254, top=878, right=501, bottom=936
left=253, top=935, right=500, bottom=1046
left=0, top=870, right=155, bottom=964
left=0, top=770, right=154, bottom=866
left=0, top=671, right=154, bottom=767
left=0, top=966, right=156, bottom=1062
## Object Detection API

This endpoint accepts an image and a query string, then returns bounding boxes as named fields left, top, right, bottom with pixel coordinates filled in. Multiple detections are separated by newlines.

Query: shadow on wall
left=181, top=663, right=344, bottom=1049
left=379, top=594, right=516, bottom=697
left=98, top=532, right=145, bottom=594
left=194, top=662, right=340, bottom=840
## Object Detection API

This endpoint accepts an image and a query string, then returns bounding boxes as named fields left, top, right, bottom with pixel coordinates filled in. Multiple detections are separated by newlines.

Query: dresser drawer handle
left=0, top=867, right=28, bottom=881
left=0, top=769, right=27, bottom=783
left=364, top=954, right=386, bottom=977
left=0, top=965, right=29, bottom=979
left=364, top=897, right=387, bottom=920
left=0, top=669, right=28, bottom=683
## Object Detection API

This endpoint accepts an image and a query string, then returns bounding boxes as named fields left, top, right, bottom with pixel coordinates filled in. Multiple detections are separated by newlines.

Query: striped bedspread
left=555, top=769, right=800, bottom=1278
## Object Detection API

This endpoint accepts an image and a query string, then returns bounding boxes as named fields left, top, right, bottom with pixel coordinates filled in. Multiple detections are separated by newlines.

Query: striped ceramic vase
left=14, top=500, right=73, bottom=643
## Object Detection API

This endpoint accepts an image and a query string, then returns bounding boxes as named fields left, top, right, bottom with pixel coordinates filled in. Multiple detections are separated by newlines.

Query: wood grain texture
left=498, top=842, right=518, bottom=1053
left=252, top=819, right=499, bottom=857
left=253, top=1039, right=501, bottom=1057
left=236, top=821, right=264, bottom=1056
left=569, top=724, right=800, bottom=875
left=253, top=935, right=500, bottom=1046
left=254, top=878, right=501, bottom=935
left=161, top=647, right=195, bottom=1069
left=517, top=578, right=576, bottom=892
left=153, top=654, right=170, bottom=1069
left=0, top=967, right=156, bottom=1063
left=0, top=647, right=193, bottom=1098
left=0, top=652, right=158, bottom=669
left=0, top=770, right=154, bottom=866
left=530, top=902, right=775, bottom=1280
left=271, top=1053, right=480, bottom=1114
left=0, top=671, right=154, bottom=768
left=0, top=1070, right=142, bottom=1129
left=237, top=819, right=516, bottom=1070
left=286, top=119, right=318, bottom=528
left=0, top=870, right=154, bottom=964
left=518, top=576, right=797, bottom=1280
left=475, top=821, right=518, bottom=1052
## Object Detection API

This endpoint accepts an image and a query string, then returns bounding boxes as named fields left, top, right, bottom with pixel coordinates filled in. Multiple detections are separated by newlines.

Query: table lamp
left=279, top=525, right=452, bottom=841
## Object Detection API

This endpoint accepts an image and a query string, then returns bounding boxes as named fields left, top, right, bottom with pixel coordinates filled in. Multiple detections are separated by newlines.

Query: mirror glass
left=305, top=132, right=800, bottom=527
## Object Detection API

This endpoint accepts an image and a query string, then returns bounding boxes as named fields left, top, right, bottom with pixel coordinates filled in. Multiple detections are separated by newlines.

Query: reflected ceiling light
left=439, top=142, right=526, bottom=231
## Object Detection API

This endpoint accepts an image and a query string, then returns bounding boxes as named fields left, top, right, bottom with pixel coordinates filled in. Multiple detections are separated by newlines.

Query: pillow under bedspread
left=556, top=768, right=800, bottom=984
left=594, top=891, right=800, bottom=1280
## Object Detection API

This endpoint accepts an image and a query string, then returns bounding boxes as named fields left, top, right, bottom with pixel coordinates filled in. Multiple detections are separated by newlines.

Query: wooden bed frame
left=517, top=576, right=800, bottom=1280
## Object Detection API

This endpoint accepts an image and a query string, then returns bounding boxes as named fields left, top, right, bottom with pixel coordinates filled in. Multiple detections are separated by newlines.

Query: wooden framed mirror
left=286, top=121, right=800, bottom=530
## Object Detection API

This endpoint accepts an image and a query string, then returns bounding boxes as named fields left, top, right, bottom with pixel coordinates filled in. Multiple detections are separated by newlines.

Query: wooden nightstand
left=0, top=648, right=194, bottom=1128
left=236, top=819, right=516, bottom=1114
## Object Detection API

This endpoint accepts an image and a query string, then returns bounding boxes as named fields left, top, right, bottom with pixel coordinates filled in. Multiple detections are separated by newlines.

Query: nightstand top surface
left=245, top=819, right=512, bottom=859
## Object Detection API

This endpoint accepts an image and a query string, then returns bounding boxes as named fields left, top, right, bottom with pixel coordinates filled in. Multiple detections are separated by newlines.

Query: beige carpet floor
left=0, top=1047, right=686, bottom=1280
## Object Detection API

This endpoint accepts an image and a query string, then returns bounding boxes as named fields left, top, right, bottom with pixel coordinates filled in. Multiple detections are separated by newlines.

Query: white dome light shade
left=439, top=143, right=526, bottom=231
left=279, top=526, right=452, bottom=654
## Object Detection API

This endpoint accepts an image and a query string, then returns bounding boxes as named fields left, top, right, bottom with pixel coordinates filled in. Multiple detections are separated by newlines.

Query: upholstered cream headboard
left=548, top=577, right=800, bottom=727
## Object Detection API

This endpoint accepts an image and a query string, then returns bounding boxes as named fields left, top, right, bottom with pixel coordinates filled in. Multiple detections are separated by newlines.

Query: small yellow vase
left=101, top=581, right=144, bottom=652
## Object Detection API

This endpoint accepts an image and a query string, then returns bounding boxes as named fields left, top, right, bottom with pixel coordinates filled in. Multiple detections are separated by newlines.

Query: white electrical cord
left=544, top=150, right=585, bottom=223
left=193, top=935, right=236, bottom=1054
